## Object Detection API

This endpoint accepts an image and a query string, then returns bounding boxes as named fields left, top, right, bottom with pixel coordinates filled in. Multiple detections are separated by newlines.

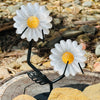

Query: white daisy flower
left=13, top=3, right=52, bottom=42
left=49, top=39, right=87, bottom=77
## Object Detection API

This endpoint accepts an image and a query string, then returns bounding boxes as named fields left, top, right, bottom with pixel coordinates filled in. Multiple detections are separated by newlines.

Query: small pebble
left=74, top=0, right=81, bottom=5
left=62, top=30, right=82, bottom=38
left=79, top=25, right=96, bottom=35
left=95, top=45, right=100, bottom=56
left=62, top=3, right=72, bottom=7
left=53, top=18, right=61, bottom=25
left=80, top=43, right=86, bottom=50
left=93, top=62, right=100, bottom=72
left=82, top=1, right=93, bottom=7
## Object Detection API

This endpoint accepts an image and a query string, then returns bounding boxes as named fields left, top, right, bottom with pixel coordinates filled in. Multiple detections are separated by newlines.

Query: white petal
left=71, top=65, right=77, bottom=75
left=60, top=40, right=66, bottom=52
left=54, top=62, right=62, bottom=71
left=58, top=68, right=64, bottom=75
left=65, top=64, right=70, bottom=76
left=13, top=23, right=19, bottom=28
left=21, top=28, right=29, bottom=39
left=65, top=72, right=69, bottom=77
left=14, top=22, right=26, bottom=28
left=75, top=56, right=87, bottom=62
left=21, top=5, right=30, bottom=18
left=26, top=3, right=34, bottom=16
left=51, top=48, right=59, bottom=56
left=33, top=3, right=40, bottom=16
left=32, top=29, right=38, bottom=42
left=50, top=60, right=62, bottom=72
left=74, top=50, right=86, bottom=57
left=43, top=28, right=49, bottom=35
left=39, top=16, right=52, bottom=23
left=50, top=61, right=56, bottom=67
left=56, top=62, right=65, bottom=75
left=40, top=6, right=46, bottom=13
left=77, top=44, right=82, bottom=51
left=35, top=28, right=43, bottom=39
left=66, top=39, right=72, bottom=51
left=54, top=66, right=59, bottom=71
left=21, top=33, right=26, bottom=39
left=15, top=24, right=27, bottom=34
left=49, top=54, right=60, bottom=61
left=72, top=61, right=80, bottom=73
left=64, top=64, right=70, bottom=77
left=68, top=65, right=76, bottom=76
left=26, top=29, right=32, bottom=41
left=13, top=16, right=26, bottom=23
left=72, top=41, right=78, bottom=48
left=79, top=62, right=85, bottom=68
left=55, top=43, right=63, bottom=53
left=39, top=5, right=50, bottom=16
left=41, top=23, right=52, bottom=29
left=16, top=10, right=25, bottom=19
left=33, top=3, right=39, bottom=10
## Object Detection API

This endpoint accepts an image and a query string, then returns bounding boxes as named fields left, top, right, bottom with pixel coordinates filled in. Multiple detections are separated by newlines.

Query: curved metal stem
left=21, top=27, right=69, bottom=92
left=52, top=61, right=69, bottom=83
left=27, top=40, right=69, bottom=92
left=24, top=83, right=34, bottom=94
left=27, top=40, right=41, bottom=73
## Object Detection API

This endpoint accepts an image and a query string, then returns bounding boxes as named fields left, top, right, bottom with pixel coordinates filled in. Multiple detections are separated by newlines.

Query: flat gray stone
left=62, top=30, right=83, bottom=38
left=79, top=25, right=96, bottom=34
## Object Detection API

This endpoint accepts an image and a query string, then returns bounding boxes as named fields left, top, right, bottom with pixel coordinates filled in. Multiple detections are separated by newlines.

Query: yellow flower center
left=62, top=52, right=74, bottom=64
left=27, top=16, right=39, bottom=28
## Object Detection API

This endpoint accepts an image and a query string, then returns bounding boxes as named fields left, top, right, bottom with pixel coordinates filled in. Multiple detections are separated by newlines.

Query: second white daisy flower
left=49, top=39, right=87, bottom=77
left=13, top=3, right=52, bottom=42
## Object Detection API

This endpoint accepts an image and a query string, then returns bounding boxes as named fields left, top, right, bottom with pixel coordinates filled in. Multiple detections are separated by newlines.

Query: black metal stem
left=52, top=61, right=69, bottom=83
left=27, top=40, right=42, bottom=73
left=27, top=40, right=52, bottom=89
left=27, top=40, right=70, bottom=91
left=21, top=27, right=70, bottom=93
left=50, top=83, right=53, bottom=92
left=78, top=63, right=84, bottom=74
left=26, top=34, right=69, bottom=92
left=22, top=27, right=28, bottom=34
left=24, top=83, right=34, bottom=94
left=42, top=30, right=45, bottom=42
left=27, top=40, right=69, bottom=92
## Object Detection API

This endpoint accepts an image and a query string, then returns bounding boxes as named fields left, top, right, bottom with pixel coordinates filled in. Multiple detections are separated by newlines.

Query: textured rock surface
left=13, top=94, right=36, bottom=100
left=83, top=83, right=100, bottom=100
left=48, top=88, right=90, bottom=100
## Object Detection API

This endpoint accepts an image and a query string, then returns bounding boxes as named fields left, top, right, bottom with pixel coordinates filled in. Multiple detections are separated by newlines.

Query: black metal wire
left=26, top=39, right=84, bottom=93
left=22, top=27, right=28, bottom=34
left=27, top=40, right=42, bottom=73
left=24, top=83, right=34, bottom=94
left=24, top=27, right=82, bottom=93
left=42, top=30, right=45, bottom=42
left=26, top=40, right=70, bottom=92
left=52, top=61, right=69, bottom=83
left=78, top=63, right=84, bottom=74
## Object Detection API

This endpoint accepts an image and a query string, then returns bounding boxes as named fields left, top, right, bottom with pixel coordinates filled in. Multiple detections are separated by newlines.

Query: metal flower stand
left=25, top=39, right=69, bottom=89
left=23, top=32, right=84, bottom=100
